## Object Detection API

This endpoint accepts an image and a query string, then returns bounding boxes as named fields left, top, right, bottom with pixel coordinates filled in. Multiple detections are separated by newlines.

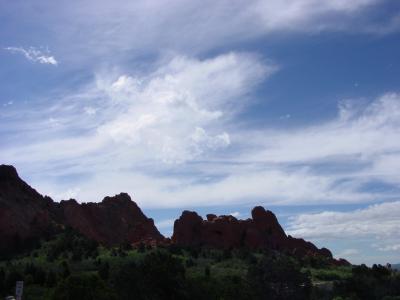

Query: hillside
left=1, top=165, right=399, bottom=299
left=0, top=164, right=342, bottom=264
left=0, top=230, right=399, bottom=300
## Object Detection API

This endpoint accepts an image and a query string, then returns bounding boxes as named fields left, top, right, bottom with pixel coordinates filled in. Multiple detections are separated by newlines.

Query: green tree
left=98, top=262, right=110, bottom=280
left=112, top=250, right=186, bottom=300
left=248, top=255, right=311, bottom=300
left=52, top=273, right=116, bottom=300
left=60, top=261, right=70, bottom=279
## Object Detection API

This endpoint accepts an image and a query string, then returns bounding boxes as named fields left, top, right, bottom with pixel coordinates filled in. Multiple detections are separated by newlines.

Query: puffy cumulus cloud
left=90, top=53, right=269, bottom=162
left=4, top=47, right=58, bottom=65
left=0, top=52, right=271, bottom=168
left=287, top=201, right=400, bottom=241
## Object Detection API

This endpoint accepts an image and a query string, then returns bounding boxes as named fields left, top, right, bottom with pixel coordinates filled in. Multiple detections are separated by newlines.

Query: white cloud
left=1, top=52, right=271, bottom=165
left=4, top=46, right=58, bottom=65
left=286, top=201, right=400, bottom=263
left=287, top=201, right=400, bottom=240
left=5, top=0, right=393, bottom=67
left=230, top=211, right=241, bottom=217
left=94, top=53, right=269, bottom=163
left=339, top=248, right=360, bottom=256
left=378, top=244, right=400, bottom=252
left=156, top=219, right=175, bottom=229
left=251, top=0, right=381, bottom=32
left=244, top=93, right=400, bottom=165
left=2, top=101, right=13, bottom=107
left=2, top=59, right=400, bottom=209
left=84, top=107, right=97, bottom=116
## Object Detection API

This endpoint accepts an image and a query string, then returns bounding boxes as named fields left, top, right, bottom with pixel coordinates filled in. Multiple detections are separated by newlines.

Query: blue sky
left=1, top=0, right=400, bottom=265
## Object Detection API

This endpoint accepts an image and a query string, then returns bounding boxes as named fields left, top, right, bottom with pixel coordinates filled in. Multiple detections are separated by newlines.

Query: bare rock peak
left=0, top=164, right=20, bottom=181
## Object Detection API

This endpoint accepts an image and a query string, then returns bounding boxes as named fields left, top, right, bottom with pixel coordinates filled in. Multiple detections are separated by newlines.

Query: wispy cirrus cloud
left=241, top=93, right=400, bottom=164
left=287, top=201, right=400, bottom=240
left=378, top=244, right=400, bottom=252
left=2, top=0, right=396, bottom=67
left=4, top=46, right=58, bottom=65
left=286, top=201, right=400, bottom=263
left=1, top=51, right=400, bottom=210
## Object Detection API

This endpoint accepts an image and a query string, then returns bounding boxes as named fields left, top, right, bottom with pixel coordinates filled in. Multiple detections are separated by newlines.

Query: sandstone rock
left=0, top=165, right=164, bottom=254
left=0, top=165, right=56, bottom=255
left=172, top=206, right=334, bottom=260
left=1, top=164, right=346, bottom=264
left=58, top=193, right=164, bottom=245
left=333, top=258, right=351, bottom=266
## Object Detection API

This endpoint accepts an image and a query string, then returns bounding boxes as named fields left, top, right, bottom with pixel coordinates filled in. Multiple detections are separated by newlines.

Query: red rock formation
left=0, top=165, right=164, bottom=254
left=333, top=258, right=351, bottom=266
left=172, top=206, right=333, bottom=260
left=58, top=193, right=164, bottom=245
left=0, top=165, right=57, bottom=255
left=1, top=164, right=344, bottom=263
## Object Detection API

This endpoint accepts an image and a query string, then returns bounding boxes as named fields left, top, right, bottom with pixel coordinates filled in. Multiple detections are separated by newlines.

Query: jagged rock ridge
left=57, top=193, right=163, bottom=245
left=172, top=207, right=334, bottom=260
left=0, top=165, right=163, bottom=255
left=0, top=164, right=346, bottom=264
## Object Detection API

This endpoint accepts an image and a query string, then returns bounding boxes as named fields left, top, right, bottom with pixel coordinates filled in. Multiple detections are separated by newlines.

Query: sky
left=1, top=0, right=400, bottom=265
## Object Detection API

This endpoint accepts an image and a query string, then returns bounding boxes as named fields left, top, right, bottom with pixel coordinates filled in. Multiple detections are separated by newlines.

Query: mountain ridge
left=0, top=164, right=348, bottom=265
left=0, top=164, right=163, bottom=256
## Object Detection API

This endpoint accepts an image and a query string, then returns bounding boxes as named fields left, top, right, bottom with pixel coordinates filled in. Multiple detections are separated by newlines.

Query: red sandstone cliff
left=57, top=193, right=163, bottom=245
left=0, top=164, right=163, bottom=254
left=1, top=164, right=344, bottom=264
left=0, top=165, right=56, bottom=254
left=172, top=206, right=333, bottom=259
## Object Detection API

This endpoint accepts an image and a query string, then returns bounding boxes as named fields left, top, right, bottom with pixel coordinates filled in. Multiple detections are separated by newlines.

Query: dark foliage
left=111, top=250, right=186, bottom=300
left=248, top=255, right=312, bottom=300
left=52, top=273, right=117, bottom=300
left=0, top=233, right=399, bottom=300
left=46, top=227, right=98, bottom=262
left=334, top=264, right=400, bottom=300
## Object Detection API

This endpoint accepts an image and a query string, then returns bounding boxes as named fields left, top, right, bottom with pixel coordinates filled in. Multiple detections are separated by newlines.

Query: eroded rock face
left=172, top=206, right=333, bottom=259
left=58, top=193, right=164, bottom=245
left=0, top=165, right=164, bottom=254
left=0, top=165, right=56, bottom=255
left=1, top=164, right=343, bottom=263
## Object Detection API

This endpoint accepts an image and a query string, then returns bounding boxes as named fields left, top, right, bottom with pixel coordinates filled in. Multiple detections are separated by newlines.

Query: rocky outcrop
left=0, top=165, right=56, bottom=255
left=0, top=165, right=164, bottom=255
left=172, top=206, right=333, bottom=259
left=1, top=164, right=342, bottom=263
left=57, top=193, right=163, bottom=245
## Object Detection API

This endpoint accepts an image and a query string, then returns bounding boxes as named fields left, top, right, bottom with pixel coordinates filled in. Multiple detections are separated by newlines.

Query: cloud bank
left=1, top=50, right=400, bottom=210
left=287, top=201, right=400, bottom=263
left=287, top=201, right=400, bottom=240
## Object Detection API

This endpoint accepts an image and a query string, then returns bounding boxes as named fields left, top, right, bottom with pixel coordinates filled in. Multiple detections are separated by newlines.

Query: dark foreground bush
left=51, top=273, right=116, bottom=300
